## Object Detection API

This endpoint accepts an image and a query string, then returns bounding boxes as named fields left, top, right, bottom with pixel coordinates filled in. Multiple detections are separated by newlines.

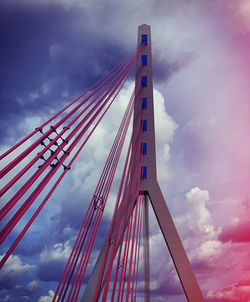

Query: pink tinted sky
left=161, top=1, right=250, bottom=300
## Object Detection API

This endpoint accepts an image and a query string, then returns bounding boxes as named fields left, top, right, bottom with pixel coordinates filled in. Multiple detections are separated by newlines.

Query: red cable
left=131, top=187, right=144, bottom=301
left=117, top=97, right=145, bottom=302
left=109, top=71, right=145, bottom=302
left=102, top=47, right=146, bottom=301
left=126, top=136, right=146, bottom=302
left=1, top=43, right=146, bottom=297
left=55, top=109, right=131, bottom=301
left=115, top=157, right=141, bottom=302
left=54, top=77, right=137, bottom=301
left=70, top=94, right=136, bottom=302
left=0, top=45, right=142, bottom=179
left=54, top=84, right=134, bottom=300
left=117, top=209, right=133, bottom=302
left=125, top=185, right=140, bottom=301
left=134, top=195, right=144, bottom=302
left=0, top=57, right=135, bottom=267
left=0, top=52, right=136, bottom=232
left=0, top=48, right=139, bottom=161
left=93, top=81, right=145, bottom=301
left=58, top=82, right=135, bottom=302
left=105, top=97, right=145, bottom=301
left=100, top=75, right=146, bottom=301
left=0, top=48, right=139, bottom=197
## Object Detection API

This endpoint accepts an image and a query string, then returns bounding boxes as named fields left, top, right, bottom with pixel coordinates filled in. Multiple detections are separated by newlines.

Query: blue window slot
left=142, top=34, right=147, bottom=45
left=141, top=120, right=147, bottom=131
left=141, top=97, right=147, bottom=109
left=141, top=166, right=147, bottom=179
left=141, top=55, right=147, bottom=66
left=141, top=142, right=147, bottom=155
left=141, top=76, right=147, bottom=87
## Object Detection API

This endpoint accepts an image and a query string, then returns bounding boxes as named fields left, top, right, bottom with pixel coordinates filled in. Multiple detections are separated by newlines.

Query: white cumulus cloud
left=38, top=290, right=55, bottom=302
left=39, top=241, right=71, bottom=263
left=185, top=186, right=214, bottom=236
left=0, top=254, right=35, bottom=282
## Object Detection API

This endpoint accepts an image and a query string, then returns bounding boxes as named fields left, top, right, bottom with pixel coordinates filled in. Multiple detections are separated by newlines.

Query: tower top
left=138, top=24, right=151, bottom=31
left=139, top=23, right=150, bottom=27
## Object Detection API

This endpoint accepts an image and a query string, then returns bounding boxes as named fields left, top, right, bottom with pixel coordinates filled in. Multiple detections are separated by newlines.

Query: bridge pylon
left=81, top=24, right=204, bottom=302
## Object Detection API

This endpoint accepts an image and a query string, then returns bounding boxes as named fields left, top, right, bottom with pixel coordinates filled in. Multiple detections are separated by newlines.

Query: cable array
left=93, top=87, right=146, bottom=302
left=0, top=43, right=144, bottom=269
left=52, top=63, right=146, bottom=302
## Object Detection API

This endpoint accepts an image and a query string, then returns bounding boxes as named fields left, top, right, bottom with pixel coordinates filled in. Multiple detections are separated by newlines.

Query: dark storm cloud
left=153, top=50, right=195, bottom=83
left=38, top=258, right=65, bottom=282
left=0, top=0, right=192, bottom=146
left=0, top=1, right=129, bottom=145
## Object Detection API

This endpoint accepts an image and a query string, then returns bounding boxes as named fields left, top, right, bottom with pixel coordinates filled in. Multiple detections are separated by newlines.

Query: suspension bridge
left=0, top=24, right=204, bottom=302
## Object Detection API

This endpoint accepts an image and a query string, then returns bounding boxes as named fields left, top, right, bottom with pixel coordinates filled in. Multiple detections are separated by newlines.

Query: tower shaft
left=136, top=24, right=204, bottom=302
left=81, top=24, right=205, bottom=302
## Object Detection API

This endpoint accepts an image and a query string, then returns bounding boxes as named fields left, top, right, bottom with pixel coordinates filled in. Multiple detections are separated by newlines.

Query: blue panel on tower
left=141, top=76, right=147, bottom=87
left=141, top=142, right=147, bottom=155
left=141, top=97, right=147, bottom=109
left=141, top=166, right=147, bottom=179
left=142, top=34, right=147, bottom=45
left=141, top=120, right=147, bottom=131
left=141, top=55, right=147, bottom=66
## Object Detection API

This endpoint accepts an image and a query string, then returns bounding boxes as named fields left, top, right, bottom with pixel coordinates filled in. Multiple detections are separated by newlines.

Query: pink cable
left=54, top=90, right=134, bottom=302
left=134, top=195, right=144, bottom=302
left=116, top=92, right=146, bottom=302
left=92, top=72, right=145, bottom=302
left=131, top=185, right=144, bottom=301
left=0, top=47, right=139, bottom=161
left=0, top=51, right=137, bottom=228
left=57, top=80, right=136, bottom=302
left=68, top=88, right=137, bottom=302
left=0, top=53, right=137, bottom=267
left=99, top=76, right=146, bottom=301
left=0, top=47, right=139, bottom=195
left=0, top=45, right=142, bottom=179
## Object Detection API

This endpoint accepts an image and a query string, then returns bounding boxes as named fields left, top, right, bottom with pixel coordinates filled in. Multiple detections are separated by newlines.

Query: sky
left=0, top=0, right=250, bottom=301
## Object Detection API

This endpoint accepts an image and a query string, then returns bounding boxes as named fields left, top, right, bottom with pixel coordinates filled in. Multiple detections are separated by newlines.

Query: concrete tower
left=81, top=24, right=205, bottom=302
left=134, top=24, right=204, bottom=302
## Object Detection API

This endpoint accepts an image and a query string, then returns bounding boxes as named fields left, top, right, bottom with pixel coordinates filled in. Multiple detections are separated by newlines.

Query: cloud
left=0, top=0, right=193, bottom=148
left=197, top=240, right=221, bottom=260
left=0, top=255, right=35, bottom=290
left=38, top=242, right=71, bottom=281
left=0, top=289, right=13, bottom=302
left=207, top=277, right=250, bottom=302
left=172, top=187, right=225, bottom=281
left=153, top=51, right=195, bottom=83
left=192, top=239, right=222, bottom=274
left=185, top=187, right=214, bottom=235
left=0, top=1, right=129, bottom=145
left=38, top=290, right=55, bottom=302
left=219, top=220, right=250, bottom=243
left=25, top=280, right=42, bottom=293
left=175, top=187, right=215, bottom=242
left=237, top=0, right=250, bottom=31
left=154, top=89, right=178, bottom=183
